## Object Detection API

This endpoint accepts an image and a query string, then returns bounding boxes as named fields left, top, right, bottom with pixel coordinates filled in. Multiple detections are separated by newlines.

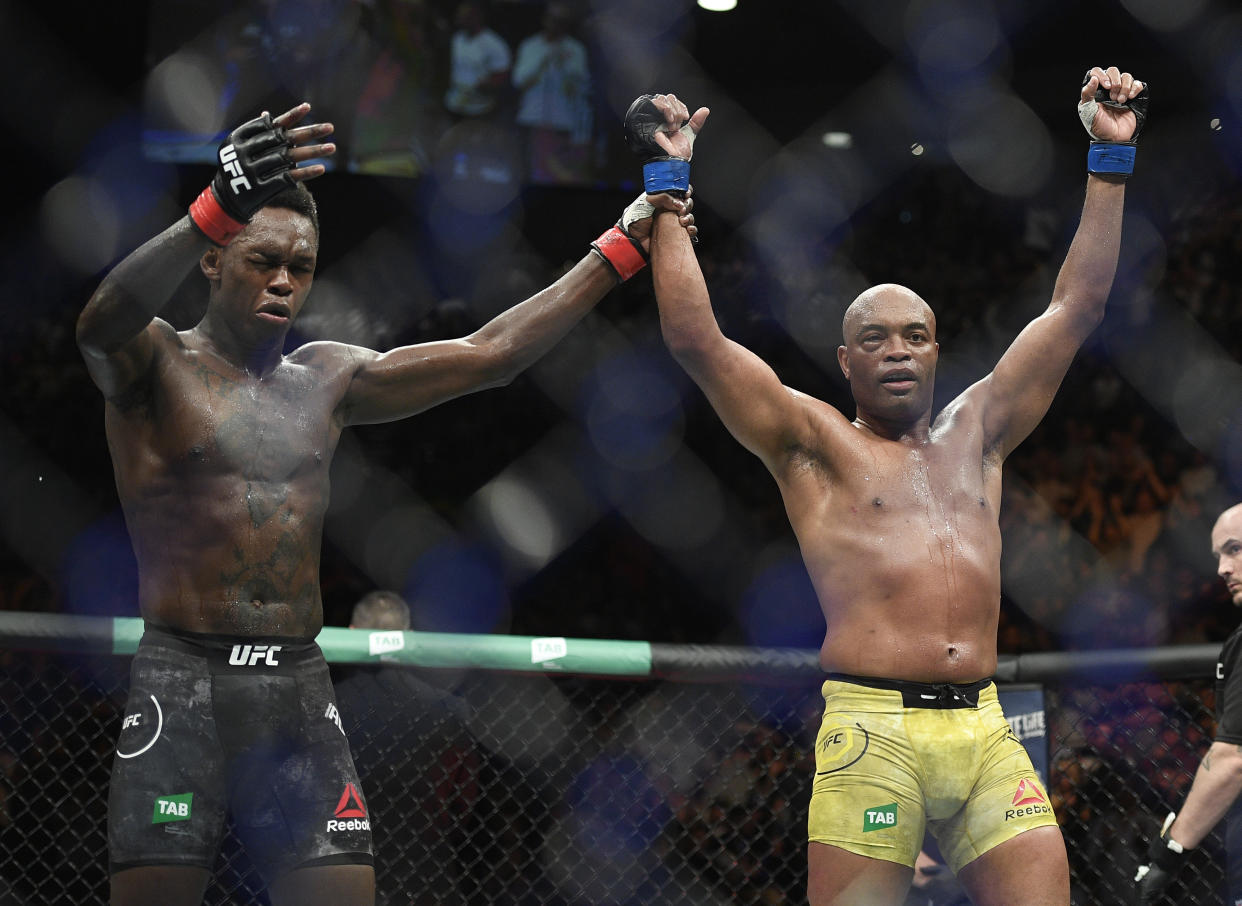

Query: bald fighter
left=1135, top=503, right=1242, bottom=904
left=644, top=66, right=1146, bottom=905
left=77, top=102, right=693, bottom=906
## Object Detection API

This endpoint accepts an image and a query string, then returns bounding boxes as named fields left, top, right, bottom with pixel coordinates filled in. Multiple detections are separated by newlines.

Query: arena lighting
left=697, top=0, right=737, bottom=10
left=821, top=131, right=853, bottom=148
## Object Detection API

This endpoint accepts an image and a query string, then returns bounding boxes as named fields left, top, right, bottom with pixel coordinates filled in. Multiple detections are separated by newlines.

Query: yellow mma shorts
left=809, top=673, right=1056, bottom=874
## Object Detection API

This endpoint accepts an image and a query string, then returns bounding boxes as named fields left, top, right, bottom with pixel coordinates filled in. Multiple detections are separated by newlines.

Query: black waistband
left=825, top=672, right=993, bottom=709
left=141, top=624, right=321, bottom=673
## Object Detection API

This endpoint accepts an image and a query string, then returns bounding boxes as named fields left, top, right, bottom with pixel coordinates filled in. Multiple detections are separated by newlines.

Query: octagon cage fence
left=0, top=612, right=1225, bottom=905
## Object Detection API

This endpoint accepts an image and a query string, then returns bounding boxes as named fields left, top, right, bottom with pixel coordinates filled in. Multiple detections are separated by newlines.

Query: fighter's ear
left=837, top=345, right=850, bottom=379
left=200, top=247, right=221, bottom=283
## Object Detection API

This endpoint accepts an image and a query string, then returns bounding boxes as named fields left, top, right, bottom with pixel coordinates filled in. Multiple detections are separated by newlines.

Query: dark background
left=3, top=0, right=1241, bottom=653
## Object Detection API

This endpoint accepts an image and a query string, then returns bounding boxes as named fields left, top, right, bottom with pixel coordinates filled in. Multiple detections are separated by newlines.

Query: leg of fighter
left=267, top=863, right=375, bottom=906
left=111, top=865, right=211, bottom=906
left=955, top=826, right=1069, bottom=906
left=807, top=841, right=914, bottom=906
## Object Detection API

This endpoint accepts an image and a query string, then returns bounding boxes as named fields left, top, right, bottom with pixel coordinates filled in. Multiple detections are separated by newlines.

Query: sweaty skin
left=647, top=67, right=1139, bottom=906
left=81, top=204, right=630, bottom=639
left=86, top=100, right=697, bottom=906
left=97, top=209, right=337, bottom=637
left=652, top=177, right=1125, bottom=686
left=789, top=284, right=997, bottom=682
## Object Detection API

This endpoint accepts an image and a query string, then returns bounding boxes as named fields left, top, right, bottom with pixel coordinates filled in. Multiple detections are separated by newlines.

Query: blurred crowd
left=2, top=149, right=1242, bottom=656
left=145, top=0, right=621, bottom=188
left=2, top=4, right=1241, bottom=904
left=4, top=145, right=1241, bottom=903
left=6, top=0, right=1242, bottom=659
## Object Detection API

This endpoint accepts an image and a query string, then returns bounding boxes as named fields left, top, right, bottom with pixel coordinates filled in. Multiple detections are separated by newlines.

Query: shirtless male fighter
left=77, top=102, right=691, bottom=906
left=641, top=66, right=1146, bottom=905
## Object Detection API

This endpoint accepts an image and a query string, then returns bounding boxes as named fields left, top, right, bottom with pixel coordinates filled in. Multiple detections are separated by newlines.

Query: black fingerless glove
left=189, top=113, right=298, bottom=245
left=1135, top=812, right=1186, bottom=904
left=624, top=94, right=690, bottom=197
left=1080, top=72, right=1149, bottom=179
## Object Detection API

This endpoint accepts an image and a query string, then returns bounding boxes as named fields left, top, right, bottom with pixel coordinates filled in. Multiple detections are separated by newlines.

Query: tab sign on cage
left=368, top=631, right=405, bottom=657
left=531, top=637, right=568, bottom=665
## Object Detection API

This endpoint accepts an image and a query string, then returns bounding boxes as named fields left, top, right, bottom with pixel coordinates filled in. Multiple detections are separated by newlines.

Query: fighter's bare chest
left=856, top=449, right=985, bottom=507
left=794, top=432, right=994, bottom=518
left=154, top=360, right=336, bottom=478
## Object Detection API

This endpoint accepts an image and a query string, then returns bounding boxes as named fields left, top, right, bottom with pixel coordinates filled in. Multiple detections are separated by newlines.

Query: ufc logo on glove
left=218, top=145, right=252, bottom=194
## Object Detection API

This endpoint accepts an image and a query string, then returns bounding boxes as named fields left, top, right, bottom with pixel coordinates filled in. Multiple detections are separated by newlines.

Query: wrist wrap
left=1088, top=142, right=1136, bottom=177
left=643, top=158, right=690, bottom=196
left=188, top=186, right=247, bottom=246
left=590, top=225, right=648, bottom=282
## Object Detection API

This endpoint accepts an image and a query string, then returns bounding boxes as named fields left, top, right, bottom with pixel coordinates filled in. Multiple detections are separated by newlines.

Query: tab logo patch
left=153, top=793, right=193, bottom=824
left=863, top=803, right=897, bottom=832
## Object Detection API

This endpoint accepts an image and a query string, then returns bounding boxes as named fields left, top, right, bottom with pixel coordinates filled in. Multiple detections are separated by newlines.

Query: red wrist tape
left=188, top=186, right=246, bottom=246
left=590, top=225, right=647, bottom=282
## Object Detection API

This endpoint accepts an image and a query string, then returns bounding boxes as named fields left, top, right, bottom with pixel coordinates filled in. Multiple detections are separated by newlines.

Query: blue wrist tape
left=643, top=158, right=690, bottom=195
left=1087, top=142, right=1136, bottom=177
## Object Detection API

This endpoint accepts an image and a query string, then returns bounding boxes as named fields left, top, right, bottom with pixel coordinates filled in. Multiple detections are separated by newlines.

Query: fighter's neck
left=190, top=320, right=286, bottom=379
left=851, top=411, right=932, bottom=445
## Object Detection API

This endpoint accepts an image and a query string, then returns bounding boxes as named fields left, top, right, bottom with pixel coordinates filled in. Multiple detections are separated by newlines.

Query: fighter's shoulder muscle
left=286, top=340, right=377, bottom=377
left=775, top=388, right=860, bottom=474
left=936, top=376, right=1003, bottom=454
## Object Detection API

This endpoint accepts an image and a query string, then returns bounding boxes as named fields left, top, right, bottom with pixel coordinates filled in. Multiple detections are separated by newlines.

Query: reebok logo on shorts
left=1011, top=778, right=1046, bottom=807
left=863, top=803, right=897, bottom=832
left=152, top=792, right=192, bottom=824
left=1005, top=778, right=1052, bottom=821
left=326, top=783, right=370, bottom=833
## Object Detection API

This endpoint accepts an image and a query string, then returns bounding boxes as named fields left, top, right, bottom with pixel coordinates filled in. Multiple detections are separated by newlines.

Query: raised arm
left=650, top=208, right=810, bottom=470
left=975, top=66, right=1146, bottom=458
left=635, top=94, right=811, bottom=471
left=76, top=103, right=334, bottom=398
left=337, top=196, right=697, bottom=425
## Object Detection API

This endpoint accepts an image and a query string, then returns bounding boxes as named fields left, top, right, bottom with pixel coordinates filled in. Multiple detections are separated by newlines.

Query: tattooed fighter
left=77, top=102, right=691, bottom=906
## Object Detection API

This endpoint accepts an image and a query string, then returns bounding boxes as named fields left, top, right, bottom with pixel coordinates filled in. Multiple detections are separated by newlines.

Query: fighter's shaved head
left=841, top=284, right=936, bottom=345
left=1214, top=503, right=1242, bottom=546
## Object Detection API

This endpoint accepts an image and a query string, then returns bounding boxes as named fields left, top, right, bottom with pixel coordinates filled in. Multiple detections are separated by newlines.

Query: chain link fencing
left=0, top=637, right=1226, bottom=905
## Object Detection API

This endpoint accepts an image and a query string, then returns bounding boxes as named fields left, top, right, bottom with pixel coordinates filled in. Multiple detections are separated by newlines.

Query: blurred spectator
left=347, top=0, right=447, bottom=176
left=511, top=2, right=593, bottom=184
left=443, top=1, right=511, bottom=121
left=334, top=590, right=480, bottom=905
left=436, top=1, right=520, bottom=206
left=660, top=716, right=807, bottom=904
left=349, top=588, right=411, bottom=631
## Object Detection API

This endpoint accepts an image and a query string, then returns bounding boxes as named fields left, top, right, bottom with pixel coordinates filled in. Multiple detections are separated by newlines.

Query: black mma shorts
left=108, top=626, right=373, bottom=880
